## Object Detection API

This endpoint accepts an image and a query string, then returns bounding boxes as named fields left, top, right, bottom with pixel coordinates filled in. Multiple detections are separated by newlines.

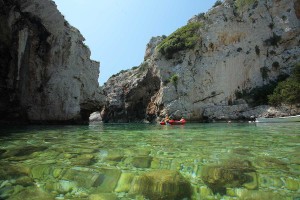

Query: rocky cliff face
left=102, top=61, right=160, bottom=122
left=102, top=0, right=300, bottom=122
left=0, top=0, right=105, bottom=124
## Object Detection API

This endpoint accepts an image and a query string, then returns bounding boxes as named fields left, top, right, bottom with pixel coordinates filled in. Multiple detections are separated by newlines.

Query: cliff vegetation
left=157, top=22, right=202, bottom=59
left=268, top=63, right=300, bottom=106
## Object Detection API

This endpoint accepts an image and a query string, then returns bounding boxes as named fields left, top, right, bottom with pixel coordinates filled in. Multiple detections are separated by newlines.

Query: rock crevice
left=0, top=0, right=105, bottom=124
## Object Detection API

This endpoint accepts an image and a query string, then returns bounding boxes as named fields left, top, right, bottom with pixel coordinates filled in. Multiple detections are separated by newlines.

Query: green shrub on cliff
left=169, top=74, right=179, bottom=85
left=213, top=0, right=223, bottom=8
left=169, top=74, right=179, bottom=91
left=157, top=22, right=202, bottom=59
left=268, top=63, right=300, bottom=106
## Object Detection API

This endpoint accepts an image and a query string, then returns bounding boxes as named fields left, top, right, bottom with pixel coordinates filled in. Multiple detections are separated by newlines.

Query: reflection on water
left=0, top=123, right=299, bottom=199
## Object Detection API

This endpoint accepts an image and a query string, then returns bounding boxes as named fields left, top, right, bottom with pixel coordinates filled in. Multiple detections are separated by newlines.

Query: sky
left=53, top=0, right=217, bottom=85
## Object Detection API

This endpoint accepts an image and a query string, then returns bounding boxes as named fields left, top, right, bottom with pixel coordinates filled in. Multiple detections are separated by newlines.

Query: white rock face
left=102, top=0, right=300, bottom=122
left=148, top=0, right=300, bottom=121
left=0, top=0, right=105, bottom=123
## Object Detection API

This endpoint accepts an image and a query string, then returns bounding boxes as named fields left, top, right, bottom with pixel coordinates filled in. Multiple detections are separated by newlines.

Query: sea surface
left=0, top=122, right=299, bottom=200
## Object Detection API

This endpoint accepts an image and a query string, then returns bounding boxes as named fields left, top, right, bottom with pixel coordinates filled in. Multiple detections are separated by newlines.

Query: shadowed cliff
left=0, top=0, right=105, bottom=124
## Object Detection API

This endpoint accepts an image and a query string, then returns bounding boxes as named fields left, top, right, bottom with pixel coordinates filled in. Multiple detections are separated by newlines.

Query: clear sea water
left=0, top=122, right=299, bottom=199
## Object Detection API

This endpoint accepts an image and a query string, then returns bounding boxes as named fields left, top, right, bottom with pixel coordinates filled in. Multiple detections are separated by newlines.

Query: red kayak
left=160, top=119, right=186, bottom=125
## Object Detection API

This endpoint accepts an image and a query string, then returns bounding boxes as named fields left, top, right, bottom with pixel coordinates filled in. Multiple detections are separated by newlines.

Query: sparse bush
left=213, top=0, right=222, bottom=8
left=111, top=69, right=128, bottom=78
left=157, top=22, right=202, bottom=59
left=197, top=12, right=205, bottom=19
left=268, top=23, right=274, bottom=29
left=272, top=61, right=280, bottom=70
left=131, top=66, right=139, bottom=70
left=169, top=74, right=179, bottom=85
left=235, top=82, right=278, bottom=106
left=235, top=71, right=291, bottom=106
left=268, top=63, right=300, bottom=106
left=139, top=62, right=149, bottom=72
left=169, top=74, right=179, bottom=91
left=281, top=15, right=287, bottom=21
left=264, top=33, right=281, bottom=47
left=268, top=79, right=300, bottom=106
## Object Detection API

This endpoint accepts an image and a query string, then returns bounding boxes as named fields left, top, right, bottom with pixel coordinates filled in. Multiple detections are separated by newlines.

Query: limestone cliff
left=102, top=0, right=300, bottom=122
left=0, top=0, right=105, bottom=124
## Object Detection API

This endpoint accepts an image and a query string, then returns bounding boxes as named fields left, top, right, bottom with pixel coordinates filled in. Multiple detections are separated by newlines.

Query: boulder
left=201, top=159, right=256, bottom=194
left=124, top=156, right=153, bottom=168
left=129, top=170, right=192, bottom=200
left=7, top=186, right=54, bottom=200
left=115, top=172, right=135, bottom=192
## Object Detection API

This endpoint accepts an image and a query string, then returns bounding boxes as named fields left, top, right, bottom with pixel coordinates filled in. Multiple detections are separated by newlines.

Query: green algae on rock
left=129, top=170, right=192, bottom=200
left=114, top=172, right=135, bottom=193
left=201, top=159, right=256, bottom=194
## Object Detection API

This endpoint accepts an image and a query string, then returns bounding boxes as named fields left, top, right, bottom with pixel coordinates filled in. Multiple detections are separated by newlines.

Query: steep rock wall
left=0, top=0, right=105, bottom=124
left=102, top=61, right=160, bottom=122
left=152, top=0, right=300, bottom=121
left=103, top=0, right=300, bottom=122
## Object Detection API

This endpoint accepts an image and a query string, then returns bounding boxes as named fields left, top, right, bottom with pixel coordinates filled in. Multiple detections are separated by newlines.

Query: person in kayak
left=180, top=117, right=186, bottom=122
left=164, top=114, right=170, bottom=123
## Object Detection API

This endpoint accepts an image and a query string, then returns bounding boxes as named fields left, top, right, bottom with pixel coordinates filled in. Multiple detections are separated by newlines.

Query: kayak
left=160, top=119, right=186, bottom=125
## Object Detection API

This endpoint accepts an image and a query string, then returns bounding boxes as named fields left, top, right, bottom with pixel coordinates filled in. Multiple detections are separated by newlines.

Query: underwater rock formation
left=0, top=0, right=105, bottom=124
left=129, top=170, right=192, bottom=200
left=201, top=159, right=257, bottom=194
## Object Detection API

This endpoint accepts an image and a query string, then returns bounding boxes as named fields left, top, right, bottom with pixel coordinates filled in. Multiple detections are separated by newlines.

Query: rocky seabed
left=0, top=145, right=299, bottom=200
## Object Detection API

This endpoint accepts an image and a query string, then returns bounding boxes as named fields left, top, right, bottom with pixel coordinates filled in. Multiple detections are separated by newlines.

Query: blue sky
left=53, top=0, right=216, bottom=85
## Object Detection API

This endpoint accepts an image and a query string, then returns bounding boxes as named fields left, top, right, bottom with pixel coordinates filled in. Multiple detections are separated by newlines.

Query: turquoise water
left=0, top=123, right=299, bottom=199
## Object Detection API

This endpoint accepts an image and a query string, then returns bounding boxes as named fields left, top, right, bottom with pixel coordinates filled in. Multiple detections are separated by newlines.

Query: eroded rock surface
left=102, top=0, right=300, bottom=122
left=0, top=0, right=105, bottom=124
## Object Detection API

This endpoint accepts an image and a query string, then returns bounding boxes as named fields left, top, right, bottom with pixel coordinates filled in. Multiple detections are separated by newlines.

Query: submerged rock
left=232, top=188, right=287, bottom=200
left=285, top=177, right=299, bottom=191
left=62, top=168, right=103, bottom=188
left=254, top=156, right=289, bottom=170
left=201, top=159, right=256, bottom=194
left=230, top=148, right=253, bottom=156
left=60, top=167, right=121, bottom=192
left=124, top=156, right=153, bottom=168
left=0, top=149, right=7, bottom=157
left=0, top=163, right=30, bottom=179
left=30, top=165, right=54, bottom=179
left=45, top=180, right=77, bottom=194
left=71, top=154, right=95, bottom=166
left=13, top=146, right=48, bottom=157
left=114, top=172, right=135, bottom=193
left=129, top=170, right=192, bottom=200
left=89, top=193, right=118, bottom=200
left=7, top=186, right=55, bottom=200
left=15, top=176, right=34, bottom=187
left=92, top=168, right=122, bottom=193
